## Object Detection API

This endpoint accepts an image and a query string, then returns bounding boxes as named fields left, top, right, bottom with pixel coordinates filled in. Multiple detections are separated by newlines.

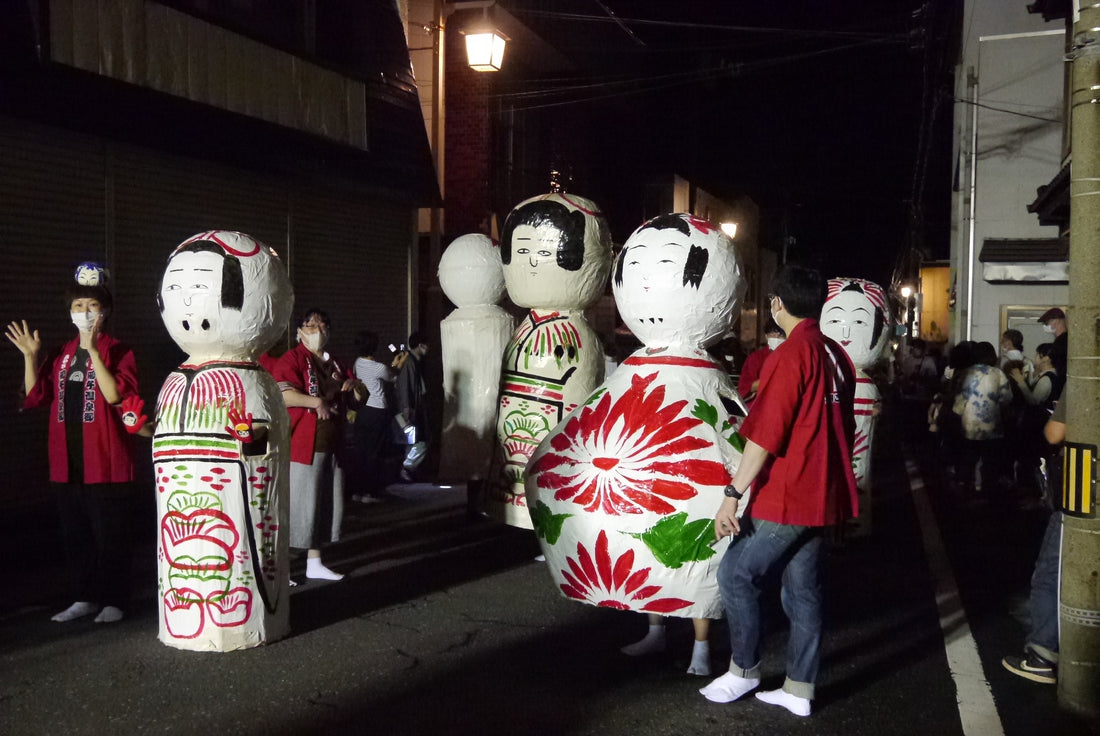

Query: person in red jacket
left=274, top=308, right=361, bottom=581
left=6, top=268, right=141, bottom=623
left=737, top=316, right=785, bottom=406
left=701, top=265, right=858, bottom=717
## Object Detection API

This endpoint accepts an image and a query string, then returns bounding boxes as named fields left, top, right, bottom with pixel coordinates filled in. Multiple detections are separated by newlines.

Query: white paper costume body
left=438, top=234, right=514, bottom=480
left=486, top=193, right=613, bottom=528
left=155, top=231, right=293, bottom=651
left=820, top=277, right=890, bottom=535
left=525, top=214, right=747, bottom=619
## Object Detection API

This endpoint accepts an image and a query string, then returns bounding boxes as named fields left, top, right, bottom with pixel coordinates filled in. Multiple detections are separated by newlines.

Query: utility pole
left=1062, top=5, right=1100, bottom=718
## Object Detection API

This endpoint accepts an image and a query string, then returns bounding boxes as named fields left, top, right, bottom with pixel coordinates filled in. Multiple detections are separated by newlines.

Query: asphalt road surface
left=0, top=402, right=1095, bottom=735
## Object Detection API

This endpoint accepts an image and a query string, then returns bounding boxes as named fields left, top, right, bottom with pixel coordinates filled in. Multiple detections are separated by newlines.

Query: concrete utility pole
left=1062, top=3, right=1100, bottom=718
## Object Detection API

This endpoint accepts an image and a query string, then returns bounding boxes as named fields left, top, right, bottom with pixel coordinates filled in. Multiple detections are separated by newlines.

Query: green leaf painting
left=725, top=430, right=746, bottom=453
left=691, top=399, right=719, bottom=428
left=530, top=501, right=572, bottom=545
left=628, top=512, right=716, bottom=569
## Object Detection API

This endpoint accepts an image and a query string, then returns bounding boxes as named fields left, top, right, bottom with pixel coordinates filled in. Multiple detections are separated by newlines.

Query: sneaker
left=1002, top=648, right=1056, bottom=684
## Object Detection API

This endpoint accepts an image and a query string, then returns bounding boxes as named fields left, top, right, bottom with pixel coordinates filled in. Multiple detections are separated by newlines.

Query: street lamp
left=719, top=221, right=738, bottom=239
left=458, top=4, right=508, bottom=72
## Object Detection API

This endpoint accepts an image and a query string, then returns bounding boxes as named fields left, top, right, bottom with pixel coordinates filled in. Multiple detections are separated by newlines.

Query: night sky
left=496, top=0, right=957, bottom=287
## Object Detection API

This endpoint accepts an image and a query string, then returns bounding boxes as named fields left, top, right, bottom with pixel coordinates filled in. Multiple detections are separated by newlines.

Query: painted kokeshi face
left=500, top=192, right=612, bottom=310
left=821, top=277, right=890, bottom=369
left=160, top=231, right=294, bottom=361
left=438, top=233, right=505, bottom=308
left=614, top=214, right=745, bottom=349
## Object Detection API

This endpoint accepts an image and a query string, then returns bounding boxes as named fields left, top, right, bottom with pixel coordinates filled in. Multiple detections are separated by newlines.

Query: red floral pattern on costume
left=528, top=371, right=730, bottom=515
left=559, top=530, right=692, bottom=613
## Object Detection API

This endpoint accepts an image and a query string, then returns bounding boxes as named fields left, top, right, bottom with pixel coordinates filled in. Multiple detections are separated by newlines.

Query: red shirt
left=274, top=343, right=352, bottom=465
left=739, top=319, right=858, bottom=527
left=24, top=333, right=139, bottom=484
left=737, top=345, right=772, bottom=402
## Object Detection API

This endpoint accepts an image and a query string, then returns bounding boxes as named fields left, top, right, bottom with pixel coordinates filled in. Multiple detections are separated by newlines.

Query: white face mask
left=766, top=336, right=785, bottom=350
left=300, top=331, right=326, bottom=353
left=1004, top=349, right=1024, bottom=361
left=1042, top=324, right=1054, bottom=334
left=71, top=311, right=100, bottom=333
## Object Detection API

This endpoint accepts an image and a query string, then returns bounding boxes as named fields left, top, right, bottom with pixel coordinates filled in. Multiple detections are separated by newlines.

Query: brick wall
left=444, top=34, right=493, bottom=239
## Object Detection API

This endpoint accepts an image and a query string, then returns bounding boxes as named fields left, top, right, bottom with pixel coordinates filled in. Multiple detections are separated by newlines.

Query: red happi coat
left=273, top=343, right=352, bottom=465
left=24, top=333, right=139, bottom=484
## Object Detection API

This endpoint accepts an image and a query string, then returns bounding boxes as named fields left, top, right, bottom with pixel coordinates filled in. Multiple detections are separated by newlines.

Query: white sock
left=51, top=601, right=97, bottom=622
left=699, top=671, right=760, bottom=703
left=306, top=557, right=344, bottom=581
left=621, top=624, right=666, bottom=656
left=755, top=688, right=811, bottom=717
left=687, top=639, right=711, bottom=676
left=94, top=606, right=124, bottom=624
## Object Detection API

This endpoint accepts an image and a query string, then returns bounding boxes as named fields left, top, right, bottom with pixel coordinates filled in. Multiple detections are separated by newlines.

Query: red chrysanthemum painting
left=559, top=530, right=692, bottom=613
left=528, top=372, right=730, bottom=515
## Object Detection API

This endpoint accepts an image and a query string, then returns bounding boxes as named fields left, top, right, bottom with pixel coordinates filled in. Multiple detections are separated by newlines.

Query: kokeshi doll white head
left=820, top=277, right=891, bottom=369
left=500, top=192, right=612, bottom=310
left=159, top=231, right=294, bottom=362
left=438, top=233, right=505, bottom=308
left=614, top=213, right=746, bottom=350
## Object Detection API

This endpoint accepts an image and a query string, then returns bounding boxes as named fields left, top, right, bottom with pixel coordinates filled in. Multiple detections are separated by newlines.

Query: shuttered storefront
left=0, top=116, right=107, bottom=506
left=0, top=115, right=414, bottom=507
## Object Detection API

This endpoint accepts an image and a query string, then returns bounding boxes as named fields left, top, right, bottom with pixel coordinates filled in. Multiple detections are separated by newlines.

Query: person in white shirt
left=352, top=330, right=395, bottom=502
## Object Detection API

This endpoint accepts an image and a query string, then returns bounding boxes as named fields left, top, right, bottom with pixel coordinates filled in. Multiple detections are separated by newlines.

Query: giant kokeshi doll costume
left=438, top=234, right=514, bottom=481
left=820, top=277, right=890, bottom=537
left=525, top=214, right=747, bottom=618
left=155, top=231, right=293, bottom=651
left=485, top=193, right=613, bottom=528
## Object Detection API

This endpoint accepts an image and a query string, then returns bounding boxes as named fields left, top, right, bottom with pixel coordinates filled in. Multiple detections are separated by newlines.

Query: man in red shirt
left=700, top=265, right=858, bottom=717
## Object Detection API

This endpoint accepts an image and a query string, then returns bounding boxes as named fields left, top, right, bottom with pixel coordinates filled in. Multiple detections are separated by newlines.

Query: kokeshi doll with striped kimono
left=154, top=231, right=294, bottom=651
left=820, top=277, right=891, bottom=534
left=484, top=192, right=613, bottom=528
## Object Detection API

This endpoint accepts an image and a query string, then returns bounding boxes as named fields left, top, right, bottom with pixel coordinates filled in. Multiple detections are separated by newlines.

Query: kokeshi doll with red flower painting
left=526, top=214, right=747, bottom=621
left=153, top=231, right=293, bottom=651
left=820, top=277, right=891, bottom=537
left=485, top=192, right=613, bottom=528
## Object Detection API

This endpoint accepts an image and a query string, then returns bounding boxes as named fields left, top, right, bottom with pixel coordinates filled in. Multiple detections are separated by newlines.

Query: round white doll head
left=614, top=213, right=745, bottom=349
left=820, top=277, right=891, bottom=369
left=159, top=231, right=294, bottom=362
left=438, top=233, right=505, bottom=308
left=499, top=192, right=612, bottom=310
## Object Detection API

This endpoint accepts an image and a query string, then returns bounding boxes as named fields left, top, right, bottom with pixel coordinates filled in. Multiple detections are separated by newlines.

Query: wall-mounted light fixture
left=719, top=222, right=738, bottom=239
left=447, top=1, right=507, bottom=72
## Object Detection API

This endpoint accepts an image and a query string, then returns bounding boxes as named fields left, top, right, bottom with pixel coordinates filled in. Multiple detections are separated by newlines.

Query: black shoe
left=1002, top=648, right=1056, bottom=684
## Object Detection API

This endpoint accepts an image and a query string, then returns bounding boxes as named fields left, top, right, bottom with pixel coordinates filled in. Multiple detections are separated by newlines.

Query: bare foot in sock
left=306, top=559, right=344, bottom=581
left=51, top=601, right=97, bottom=622
left=699, top=672, right=760, bottom=703
left=93, top=606, right=124, bottom=623
left=621, top=627, right=666, bottom=656
left=687, top=640, right=711, bottom=675
left=755, top=688, right=811, bottom=717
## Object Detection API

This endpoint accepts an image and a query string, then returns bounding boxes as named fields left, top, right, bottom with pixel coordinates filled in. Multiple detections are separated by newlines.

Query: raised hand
left=225, top=402, right=254, bottom=442
left=6, top=320, right=41, bottom=357
left=120, top=395, right=148, bottom=433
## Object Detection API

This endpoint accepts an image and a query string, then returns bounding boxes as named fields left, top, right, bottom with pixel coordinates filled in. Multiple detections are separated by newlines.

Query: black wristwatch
left=723, top=484, right=744, bottom=500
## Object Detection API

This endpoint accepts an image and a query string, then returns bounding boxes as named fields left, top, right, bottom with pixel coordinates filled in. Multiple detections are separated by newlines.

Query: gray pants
left=289, top=452, right=344, bottom=549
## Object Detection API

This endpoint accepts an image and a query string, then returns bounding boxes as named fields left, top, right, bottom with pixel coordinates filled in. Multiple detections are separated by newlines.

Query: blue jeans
left=1028, top=511, right=1062, bottom=662
left=718, top=518, right=824, bottom=699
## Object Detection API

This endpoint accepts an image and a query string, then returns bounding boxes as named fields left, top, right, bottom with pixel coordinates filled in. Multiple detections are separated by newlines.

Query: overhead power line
left=493, top=36, right=904, bottom=111
left=512, top=9, right=912, bottom=42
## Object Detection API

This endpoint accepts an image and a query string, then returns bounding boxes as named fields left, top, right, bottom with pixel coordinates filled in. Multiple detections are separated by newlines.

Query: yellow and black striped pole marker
left=1062, top=442, right=1096, bottom=518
